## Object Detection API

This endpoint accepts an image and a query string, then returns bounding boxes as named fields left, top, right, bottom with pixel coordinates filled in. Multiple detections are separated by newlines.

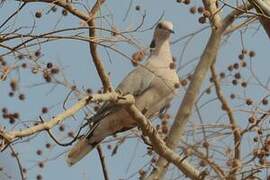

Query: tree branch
left=210, top=64, right=241, bottom=179
left=0, top=92, right=134, bottom=149
left=248, top=0, right=270, bottom=38
left=21, top=0, right=91, bottom=22
left=125, top=105, right=202, bottom=180
left=88, top=0, right=113, bottom=92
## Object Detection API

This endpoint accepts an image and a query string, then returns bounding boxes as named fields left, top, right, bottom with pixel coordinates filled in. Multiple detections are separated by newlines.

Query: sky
left=1, top=0, right=270, bottom=180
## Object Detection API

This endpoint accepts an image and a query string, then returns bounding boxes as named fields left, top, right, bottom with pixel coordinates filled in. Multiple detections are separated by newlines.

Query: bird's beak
left=169, top=29, right=175, bottom=34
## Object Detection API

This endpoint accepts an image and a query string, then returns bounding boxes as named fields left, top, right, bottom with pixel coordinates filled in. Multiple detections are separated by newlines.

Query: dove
left=66, top=20, right=179, bottom=166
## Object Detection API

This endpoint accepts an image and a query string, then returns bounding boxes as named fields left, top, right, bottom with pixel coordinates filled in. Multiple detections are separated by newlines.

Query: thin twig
left=97, top=145, right=110, bottom=180
left=210, top=63, right=241, bottom=178
left=9, top=145, right=24, bottom=180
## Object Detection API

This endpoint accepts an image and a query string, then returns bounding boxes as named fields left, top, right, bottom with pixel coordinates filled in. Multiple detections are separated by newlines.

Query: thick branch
left=202, top=0, right=222, bottom=28
left=248, top=0, right=270, bottom=38
left=125, top=105, right=202, bottom=180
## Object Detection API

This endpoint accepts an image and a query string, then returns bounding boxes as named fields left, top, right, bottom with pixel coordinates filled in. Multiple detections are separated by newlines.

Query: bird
left=66, top=20, right=179, bottom=166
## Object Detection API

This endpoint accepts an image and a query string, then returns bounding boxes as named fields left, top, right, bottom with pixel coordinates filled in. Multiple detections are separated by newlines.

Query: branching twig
left=9, top=145, right=24, bottom=180
left=88, top=0, right=113, bottom=92
left=210, top=64, right=241, bottom=178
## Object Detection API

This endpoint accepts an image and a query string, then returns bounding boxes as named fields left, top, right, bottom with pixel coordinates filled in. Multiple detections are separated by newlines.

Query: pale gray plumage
left=66, top=20, right=179, bottom=166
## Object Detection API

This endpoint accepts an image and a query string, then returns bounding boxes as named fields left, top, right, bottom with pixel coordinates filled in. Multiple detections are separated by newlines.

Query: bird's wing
left=86, top=64, right=155, bottom=124
left=116, top=65, right=155, bottom=96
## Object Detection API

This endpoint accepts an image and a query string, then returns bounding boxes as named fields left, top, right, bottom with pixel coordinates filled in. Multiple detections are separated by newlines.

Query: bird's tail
left=66, top=136, right=102, bottom=166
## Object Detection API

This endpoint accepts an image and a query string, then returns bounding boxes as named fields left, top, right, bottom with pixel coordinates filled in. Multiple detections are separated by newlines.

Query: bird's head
left=153, top=20, right=174, bottom=41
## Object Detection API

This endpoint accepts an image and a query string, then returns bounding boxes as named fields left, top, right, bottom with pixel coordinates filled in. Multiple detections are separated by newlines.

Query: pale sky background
left=1, top=0, right=270, bottom=180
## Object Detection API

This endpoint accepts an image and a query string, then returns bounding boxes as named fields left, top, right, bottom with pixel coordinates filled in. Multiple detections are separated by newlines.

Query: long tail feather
left=66, top=137, right=99, bottom=166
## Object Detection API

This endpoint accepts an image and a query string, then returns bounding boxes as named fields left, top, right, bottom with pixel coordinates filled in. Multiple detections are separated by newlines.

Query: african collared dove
left=66, top=20, right=179, bottom=166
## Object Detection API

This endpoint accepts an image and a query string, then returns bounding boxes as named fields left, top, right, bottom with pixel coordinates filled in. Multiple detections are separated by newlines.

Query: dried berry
left=18, top=94, right=25, bottom=101
left=233, top=63, right=239, bottom=69
left=36, top=149, right=42, bottom=156
left=230, top=94, right=235, bottom=99
left=180, top=79, right=188, bottom=86
left=219, top=72, right=225, bottom=79
left=41, top=107, right=48, bottom=114
left=35, top=50, right=41, bottom=57
left=86, top=88, right=92, bottom=94
left=248, top=116, right=256, bottom=124
left=2, top=107, right=7, bottom=114
left=8, top=92, right=14, bottom=97
left=203, top=10, right=211, bottom=18
left=45, top=143, right=51, bottom=149
left=242, top=49, right=248, bottom=54
left=234, top=72, right=241, bottom=79
left=36, top=174, right=42, bottom=180
left=238, top=54, right=244, bottom=60
left=198, top=16, right=206, bottom=24
left=10, top=79, right=17, bottom=91
left=249, top=50, right=256, bottom=57
left=232, top=79, right=238, bottom=86
left=46, top=62, right=53, bottom=69
left=197, top=6, right=204, bottom=13
left=35, top=11, right=42, bottom=18
left=241, top=81, right=247, bottom=88
left=246, top=98, right=253, bottom=106
left=135, top=5, right=140, bottom=11
left=183, top=0, right=190, bottom=5
left=190, top=6, right=197, bottom=14
left=68, top=131, right=74, bottom=138
left=59, top=125, right=65, bottom=132
left=62, top=9, right=68, bottom=16
left=21, top=63, right=27, bottom=68
left=228, top=65, right=233, bottom=71
left=262, top=98, right=268, bottom=105
left=240, top=60, right=247, bottom=68
left=38, top=162, right=44, bottom=168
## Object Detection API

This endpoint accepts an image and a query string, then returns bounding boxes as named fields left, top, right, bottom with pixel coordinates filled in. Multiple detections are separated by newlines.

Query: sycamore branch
left=87, top=0, right=113, bottom=92
left=125, top=105, right=202, bottom=179
left=248, top=0, right=270, bottom=38
left=210, top=64, right=241, bottom=178
left=0, top=92, right=134, bottom=150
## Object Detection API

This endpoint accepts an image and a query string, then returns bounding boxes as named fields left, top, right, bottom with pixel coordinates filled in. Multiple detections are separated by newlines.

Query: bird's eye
left=157, top=23, right=162, bottom=29
left=150, top=39, right=155, bottom=48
